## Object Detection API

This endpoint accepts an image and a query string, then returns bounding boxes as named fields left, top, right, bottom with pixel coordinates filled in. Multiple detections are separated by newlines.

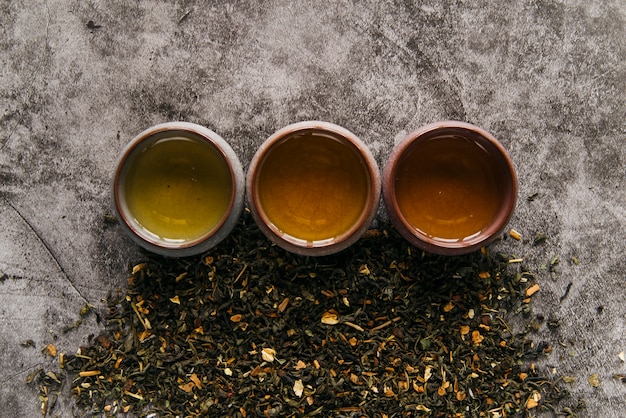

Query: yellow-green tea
left=123, top=135, right=232, bottom=243
left=257, top=133, right=370, bottom=242
left=395, top=136, right=501, bottom=241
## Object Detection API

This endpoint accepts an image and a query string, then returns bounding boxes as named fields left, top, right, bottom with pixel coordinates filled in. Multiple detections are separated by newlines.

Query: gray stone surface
left=0, top=0, right=624, bottom=416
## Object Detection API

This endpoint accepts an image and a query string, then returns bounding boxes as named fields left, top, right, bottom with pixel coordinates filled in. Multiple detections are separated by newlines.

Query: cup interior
left=384, top=123, right=517, bottom=254
left=249, top=125, right=379, bottom=252
left=114, top=129, right=236, bottom=249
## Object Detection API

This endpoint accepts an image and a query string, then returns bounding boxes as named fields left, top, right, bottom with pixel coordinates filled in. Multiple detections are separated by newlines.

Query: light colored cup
left=247, top=121, right=381, bottom=256
left=113, top=122, right=244, bottom=257
left=383, top=121, right=517, bottom=255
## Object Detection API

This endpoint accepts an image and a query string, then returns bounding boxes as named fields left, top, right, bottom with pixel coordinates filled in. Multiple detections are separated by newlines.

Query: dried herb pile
left=35, top=213, right=577, bottom=417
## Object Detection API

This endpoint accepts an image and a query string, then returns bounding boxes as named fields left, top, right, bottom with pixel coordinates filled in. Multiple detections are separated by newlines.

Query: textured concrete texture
left=0, top=0, right=624, bottom=416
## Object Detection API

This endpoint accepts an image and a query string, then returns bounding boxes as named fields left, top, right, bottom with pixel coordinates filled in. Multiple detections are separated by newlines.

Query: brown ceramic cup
left=113, top=122, right=245, bottom=257
left=382, top=121, right=517, bottom=255
left=247, top=121, right=381, bottom=256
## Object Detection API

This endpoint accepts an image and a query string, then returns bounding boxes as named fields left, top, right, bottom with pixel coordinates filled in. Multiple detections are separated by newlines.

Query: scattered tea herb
left=20, top=339, right=36, bottom=348
left=62, top=303, right=100, bottom=334
left=26, top=367, right=64, bottom=416
left=103, top=213, right=118, bottom=225
left=509, top=229, right=522, bottom=241
left=532, top=233, right=547, bottom=246
left=32, top=213, right=581, bottom=417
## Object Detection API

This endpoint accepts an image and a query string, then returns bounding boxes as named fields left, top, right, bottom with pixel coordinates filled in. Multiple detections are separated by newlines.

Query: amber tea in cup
left=383, top=121, right=517, bottom=255
left=247, top=121, right=380, bottom=256
left=113, top=122, right=244, bottom=256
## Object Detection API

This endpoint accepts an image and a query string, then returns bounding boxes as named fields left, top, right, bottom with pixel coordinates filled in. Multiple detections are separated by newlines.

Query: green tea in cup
left=113, top=122, right=244, bottom=256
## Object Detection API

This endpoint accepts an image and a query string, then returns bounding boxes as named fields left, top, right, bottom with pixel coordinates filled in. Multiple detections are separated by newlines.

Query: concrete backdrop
left=0, top=0, right=624, bottom=416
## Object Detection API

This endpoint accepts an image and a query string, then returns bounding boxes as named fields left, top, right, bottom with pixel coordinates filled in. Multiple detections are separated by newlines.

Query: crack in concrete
left=1, top=196, right=88, bottom=304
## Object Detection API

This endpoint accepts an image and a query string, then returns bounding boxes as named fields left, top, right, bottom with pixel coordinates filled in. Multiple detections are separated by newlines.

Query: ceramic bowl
left=383, top=121, right=517, bottom=255
left=247, top=121, right=380, bottom=256
left=113, top=122, right=244, bottom=257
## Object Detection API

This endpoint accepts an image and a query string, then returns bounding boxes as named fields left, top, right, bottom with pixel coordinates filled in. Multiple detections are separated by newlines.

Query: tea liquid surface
left=123, top=136, right=232, bottom=242
left=395, top=136, right=500, bottom=241
left=257, top=133, right=370, bottom=242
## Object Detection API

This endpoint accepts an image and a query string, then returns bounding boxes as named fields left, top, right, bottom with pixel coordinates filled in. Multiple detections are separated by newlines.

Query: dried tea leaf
left=321, top=310, right=339, bottom=325
left=20, top=339, right=36, bottom=348
left=25, top=368, right=43, bottom=384
left=437, top=381, right=450, bottom=396
left=79, top=370, right=101, bottom=377
left=471, top=330, right=484, bottom=345
left=169, top=296, right=180, bottom=304
left=509, top=229, right=522, bottom=240
left=588, top=373, right=600, bottom=387
left=526, top=284, right=540, bottom=297
left=261, top=347, right=276, bottom=362
left=278, top=298, right=289, bottom=313
left=131, top=263, right=146, bottom=274
left=46, top=344, right=57, bottom=358
left=293, top=379, right=304, bottom=397
left=562, top=375, right=575, bottom=384
left=526, top=391, right=541, bottom=409
left=179, top=381, right=195, bottom=393
left=456, top=390, right=467, bottom=401
left=190, top=373, right=202, bottom=389
left=424, top=366, right=432, bottom=382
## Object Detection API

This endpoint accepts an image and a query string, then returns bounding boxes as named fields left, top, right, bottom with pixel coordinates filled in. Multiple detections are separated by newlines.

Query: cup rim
left=113, top=122, right=240, bottom=255
left=382, top=121, right=518, bottom=255
left=246, top=121, right=381, bottom=256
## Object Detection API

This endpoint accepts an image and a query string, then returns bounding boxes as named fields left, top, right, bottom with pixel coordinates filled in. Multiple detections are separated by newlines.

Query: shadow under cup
left=383, top=121, right=518, bottom=255
left=247, top=121, right=381, bottom=256
left=113, top=122, right=244, bottom=257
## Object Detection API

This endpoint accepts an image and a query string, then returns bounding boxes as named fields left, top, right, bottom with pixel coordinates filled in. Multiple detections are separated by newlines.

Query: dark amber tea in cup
left=120, top=133, right=232, bottom=243
left=256, top=132, right=370, bottom=242
left=395, top=135, right=500, bottom=241
left=383, top=121, right=517, bottom=255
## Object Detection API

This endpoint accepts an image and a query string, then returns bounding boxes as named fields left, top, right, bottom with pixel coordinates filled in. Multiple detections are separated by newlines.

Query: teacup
left=383, top=121, right=517, bottom=255
left=113, top=122, right=244, bottom=256
left=247, top=121, right=380, bottom=256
